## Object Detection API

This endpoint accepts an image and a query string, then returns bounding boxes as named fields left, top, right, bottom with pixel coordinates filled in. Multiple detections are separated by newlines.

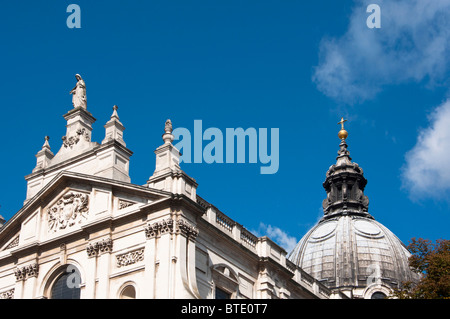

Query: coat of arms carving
left=48, top=192, right=89, bottom=233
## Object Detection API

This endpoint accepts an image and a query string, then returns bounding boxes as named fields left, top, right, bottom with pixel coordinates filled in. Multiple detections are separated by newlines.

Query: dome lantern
left=321, top=118, right=371, bottom=220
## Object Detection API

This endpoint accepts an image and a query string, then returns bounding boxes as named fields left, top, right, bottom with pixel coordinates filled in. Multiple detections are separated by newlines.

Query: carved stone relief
left=48, top=192, right=89, bottom=233
left=62, top=128, right=90, bottom=149
left=116, top=248, right=145, bottom=268
left=4, top=236, right=19, bottom=250
left=118, top=199, right=135, bottom=210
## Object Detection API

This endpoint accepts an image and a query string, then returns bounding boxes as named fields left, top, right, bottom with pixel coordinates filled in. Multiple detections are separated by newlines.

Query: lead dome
left=288, top=119, right=420, bottom=299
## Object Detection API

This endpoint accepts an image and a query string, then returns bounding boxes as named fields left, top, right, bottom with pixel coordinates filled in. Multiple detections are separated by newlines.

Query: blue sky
left=1, top=0, right=449, bottom=252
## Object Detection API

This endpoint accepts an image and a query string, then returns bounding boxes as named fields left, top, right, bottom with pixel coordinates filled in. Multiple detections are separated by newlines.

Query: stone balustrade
left=197, top=195, right=332, bottom=298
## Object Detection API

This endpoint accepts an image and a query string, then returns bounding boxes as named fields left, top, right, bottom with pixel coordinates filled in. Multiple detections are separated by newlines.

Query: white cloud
left=401, top=99, right=450, bottom=200
left=255, top=223, right=298, bottom=253
left=312, top=0, right=450, bottom=200
left=313, top=0, right=450, bottom=104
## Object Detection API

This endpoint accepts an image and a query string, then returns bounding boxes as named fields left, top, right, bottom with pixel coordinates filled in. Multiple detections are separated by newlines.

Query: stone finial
left=111, top=105, right=120, bottom=120
left=147, top=118, right=197, bottom=200
left=165, top=119, right=173, bottom=133
left=102, top=105, right=126, bottom=146
left=42, top=136, right=51, bottom=150
left=162, top=119, right=174, bottom=144
left=33, top=135, right=55, bottom=172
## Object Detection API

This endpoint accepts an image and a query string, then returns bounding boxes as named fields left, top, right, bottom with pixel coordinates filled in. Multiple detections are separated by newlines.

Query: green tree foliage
left=392, top=238, right=450, bottom=299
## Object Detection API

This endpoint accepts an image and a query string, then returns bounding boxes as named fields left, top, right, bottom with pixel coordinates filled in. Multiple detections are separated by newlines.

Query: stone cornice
left=63, top=106, right=96, bottom=123
left=168, top=193, right=206, bottom=217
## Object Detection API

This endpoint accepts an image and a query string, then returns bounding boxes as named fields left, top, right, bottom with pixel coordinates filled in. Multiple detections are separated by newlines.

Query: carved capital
left=144, top=218, right=174, bottom=239
left=160, top=218, right=174, bottom=235
left=144, top=222, right=159, bottom=239
left=14, top=263, right=39, bottom=281
left=86, top=238, right=113, bottom=258
left=86, top=241, right=99, bottom=258
left=98, top=238, right=113, bottom=254
left=14, top=268, right=25, bottom=281
left=176, top=219, right=199, bottom=241
left=144, top=218, right=198, bottom=241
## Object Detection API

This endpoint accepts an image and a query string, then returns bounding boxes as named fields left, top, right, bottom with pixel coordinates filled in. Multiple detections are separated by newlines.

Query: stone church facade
left=0, top=75, right=333, bottom=299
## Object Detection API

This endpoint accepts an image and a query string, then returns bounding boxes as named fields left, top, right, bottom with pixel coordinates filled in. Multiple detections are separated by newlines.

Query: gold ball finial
left=338, top=129, right=348, bottom=140
left=337, top=117, right=348, bottom=140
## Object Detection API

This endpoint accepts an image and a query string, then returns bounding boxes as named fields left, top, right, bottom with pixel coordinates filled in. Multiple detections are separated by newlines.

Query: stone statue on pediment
left=70, top=74, right=87, bottom=109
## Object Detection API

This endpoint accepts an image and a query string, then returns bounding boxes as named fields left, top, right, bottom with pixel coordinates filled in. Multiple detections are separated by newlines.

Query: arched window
left=50, top=265, right=81, bottom=299
left=371, top=291, right=387, bottom=299
left=120, top=285, right=136, bottom=299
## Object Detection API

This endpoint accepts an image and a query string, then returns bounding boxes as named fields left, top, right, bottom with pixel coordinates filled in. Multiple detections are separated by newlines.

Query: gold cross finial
left=337, top=117, right=348, bottom=140
left=338, top=117, right=347, bottom=130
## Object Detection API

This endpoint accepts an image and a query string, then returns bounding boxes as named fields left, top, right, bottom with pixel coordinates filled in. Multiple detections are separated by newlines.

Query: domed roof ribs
left=321, top=119, right=373, bottom=222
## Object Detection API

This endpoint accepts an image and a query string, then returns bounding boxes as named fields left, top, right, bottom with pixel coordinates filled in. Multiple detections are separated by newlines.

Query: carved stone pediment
left=118, top=199, right=136, bottom=210
left=47, top=191, right=89, bottom=233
